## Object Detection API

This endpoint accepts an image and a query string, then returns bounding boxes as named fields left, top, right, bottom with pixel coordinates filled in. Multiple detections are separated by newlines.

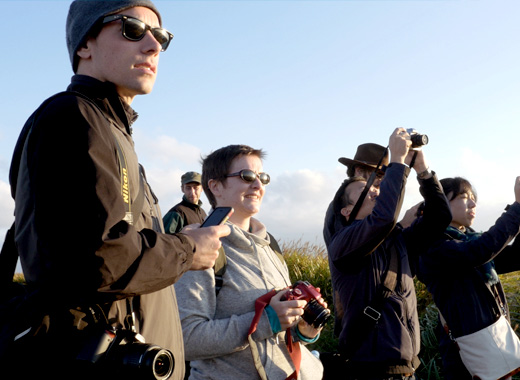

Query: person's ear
left=340, top=207, right=351, bottom=220
left=76, top=38, right=94, bottom=60
left=208, top=179, right=223, bottom=198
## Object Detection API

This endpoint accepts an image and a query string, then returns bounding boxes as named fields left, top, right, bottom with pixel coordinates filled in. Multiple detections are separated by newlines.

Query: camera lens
left=153, top=350, right=175, bottom=378
left=303, top=299, right=331, bottom=329
left=410, top=133, right=428, bottom=148
left=114, top=343, right=174, bottom=380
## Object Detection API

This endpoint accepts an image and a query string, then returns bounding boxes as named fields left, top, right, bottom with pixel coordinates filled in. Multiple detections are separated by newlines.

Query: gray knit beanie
left=66, top=0, right=162, bottom=72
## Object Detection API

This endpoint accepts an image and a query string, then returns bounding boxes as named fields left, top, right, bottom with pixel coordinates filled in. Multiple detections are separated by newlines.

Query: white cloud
left=133, top=131, right=203, bottom=167
left=260, top=169, right=333, bottom=244
left=0, top=180, right=14, bottom=228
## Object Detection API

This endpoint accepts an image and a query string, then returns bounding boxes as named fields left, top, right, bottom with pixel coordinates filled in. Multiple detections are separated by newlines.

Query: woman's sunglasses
left=226, top=170, right=270, bottom=185
left=102, top=14, right=173, bottom=51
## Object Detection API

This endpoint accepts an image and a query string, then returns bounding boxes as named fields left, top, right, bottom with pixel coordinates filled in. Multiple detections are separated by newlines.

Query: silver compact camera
left=406, top=128, right=429, bottom=148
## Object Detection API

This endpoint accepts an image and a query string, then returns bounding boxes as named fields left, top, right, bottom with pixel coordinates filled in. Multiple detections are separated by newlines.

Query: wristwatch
left=417, top=168, right=431, bottom=179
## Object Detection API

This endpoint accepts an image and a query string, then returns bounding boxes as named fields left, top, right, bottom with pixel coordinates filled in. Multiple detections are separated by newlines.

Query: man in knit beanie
left=5, top=1, right=229, bottom=378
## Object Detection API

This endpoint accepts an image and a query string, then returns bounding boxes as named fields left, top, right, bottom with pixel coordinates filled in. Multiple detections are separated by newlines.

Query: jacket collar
left=181, top=196, right=203, bottom=208
left=67, top=75, right=138, bottom=135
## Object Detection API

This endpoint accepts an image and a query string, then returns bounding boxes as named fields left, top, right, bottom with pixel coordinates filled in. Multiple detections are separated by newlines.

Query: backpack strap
left=267, top=232, right=285, bottom=266
left=214, top=247, right=227, bottom=296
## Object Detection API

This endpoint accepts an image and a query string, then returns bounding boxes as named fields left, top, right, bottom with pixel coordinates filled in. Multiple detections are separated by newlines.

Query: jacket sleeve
left=163, top=210, right=183, bottom=235
left=329, top=163, right=409, bottom=272
left=402, top=172, right=452, bottom=258
left=493, top=230, right=520, bottom=274
left=423, top=202, right=520, bottom=271
left=13, top=94, right=194, bottom=302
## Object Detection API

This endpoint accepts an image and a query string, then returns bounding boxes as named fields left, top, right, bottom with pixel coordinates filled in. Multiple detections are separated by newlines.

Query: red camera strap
left=248, top=289, right=302, bottom=380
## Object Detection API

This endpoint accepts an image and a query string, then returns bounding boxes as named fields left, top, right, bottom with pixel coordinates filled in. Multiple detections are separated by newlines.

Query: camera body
left=406, top=128, right=429, bottom=148
left=281, top=281, right=331, bottom=329
left=77, top=328, right=174, bottom=380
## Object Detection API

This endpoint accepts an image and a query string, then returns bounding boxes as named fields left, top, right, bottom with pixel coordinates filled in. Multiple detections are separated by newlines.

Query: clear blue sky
left=1, top=1, right=519, bottom=266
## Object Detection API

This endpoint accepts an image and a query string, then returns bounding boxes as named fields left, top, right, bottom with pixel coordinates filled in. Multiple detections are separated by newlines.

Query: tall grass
left=282, top=240, right=338, bottom=352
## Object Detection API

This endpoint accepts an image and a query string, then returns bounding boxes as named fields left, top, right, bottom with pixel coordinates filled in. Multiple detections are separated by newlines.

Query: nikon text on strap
left=111, top=131, right=145, bottom=225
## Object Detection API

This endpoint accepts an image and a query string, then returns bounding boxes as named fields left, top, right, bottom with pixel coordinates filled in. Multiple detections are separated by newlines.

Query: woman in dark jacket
left=417, top=176, right=520, bottom=380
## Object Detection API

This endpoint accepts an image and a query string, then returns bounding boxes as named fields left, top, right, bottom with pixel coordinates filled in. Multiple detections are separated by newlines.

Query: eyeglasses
left=102, top=14, right=173, bottom=51
left=226, top=169, right=270, bottom=185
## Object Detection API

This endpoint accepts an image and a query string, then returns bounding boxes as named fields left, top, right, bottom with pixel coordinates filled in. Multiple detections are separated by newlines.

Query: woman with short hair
left=175, top=144, right=326, bottom=380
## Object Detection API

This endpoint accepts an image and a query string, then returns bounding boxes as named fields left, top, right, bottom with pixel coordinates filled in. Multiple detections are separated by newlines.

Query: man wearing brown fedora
left=323, top=129, right=451, bottom=380
left=323, top=143, right=389, bottom=248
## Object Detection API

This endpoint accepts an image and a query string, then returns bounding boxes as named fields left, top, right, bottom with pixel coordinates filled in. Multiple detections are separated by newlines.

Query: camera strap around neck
left=346, top=146, right=389, bottom=226
left=346, top=147, right=418, bottom=225
left=247, top=289, right=301, bottom=380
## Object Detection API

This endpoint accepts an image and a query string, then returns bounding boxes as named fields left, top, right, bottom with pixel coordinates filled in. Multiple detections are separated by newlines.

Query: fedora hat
left=338, top=143, right=389, bottom=177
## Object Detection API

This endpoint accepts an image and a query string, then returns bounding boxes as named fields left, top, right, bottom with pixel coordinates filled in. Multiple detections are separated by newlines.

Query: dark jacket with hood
left=328, top=163, right=452, bottom=376
left=9, top=75, right=194, bottom=379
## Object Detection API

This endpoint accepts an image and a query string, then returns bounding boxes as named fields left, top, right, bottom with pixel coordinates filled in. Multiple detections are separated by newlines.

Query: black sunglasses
left=102, top=14, right=173, bottom=51
left=226, top=169, right=270, bottom=185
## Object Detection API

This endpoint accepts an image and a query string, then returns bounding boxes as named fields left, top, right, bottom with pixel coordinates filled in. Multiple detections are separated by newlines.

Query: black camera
left=406, top=128, right=429, bottom=148
left=281, top=281, right=331, bottom=329
left=77, top=328, right=174, bottom=380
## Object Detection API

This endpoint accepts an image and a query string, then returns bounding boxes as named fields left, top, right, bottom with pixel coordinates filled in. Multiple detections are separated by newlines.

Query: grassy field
left=282, top=239, right=520, bottom=380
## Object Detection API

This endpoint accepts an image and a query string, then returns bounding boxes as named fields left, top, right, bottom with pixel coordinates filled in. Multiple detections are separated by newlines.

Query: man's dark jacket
left=163, top=197, right=207, bottom=234
left=328, top=163, right=452, bottom=376
left=8, top=75, right=194, bottom=379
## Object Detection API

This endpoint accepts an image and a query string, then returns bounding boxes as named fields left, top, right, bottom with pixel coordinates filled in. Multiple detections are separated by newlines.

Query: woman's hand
left=297, top=289, right=329, bottom=339
left=269, top=288, right=306, bottom=330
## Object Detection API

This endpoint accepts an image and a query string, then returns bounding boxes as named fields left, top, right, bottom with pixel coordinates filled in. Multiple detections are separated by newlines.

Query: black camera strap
left=111, top=131, right=145, bottom=226
left=346, top=146, right=389, bottom=226
left=346, top=147, right=418, bottom=226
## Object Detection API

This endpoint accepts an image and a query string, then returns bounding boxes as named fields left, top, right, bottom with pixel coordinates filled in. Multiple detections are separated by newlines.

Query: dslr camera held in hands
left=281, top=281, right=331, bottom=329
left=77, top=327, right=174, bottom=380
left=406, top=128, right=429, bottom=148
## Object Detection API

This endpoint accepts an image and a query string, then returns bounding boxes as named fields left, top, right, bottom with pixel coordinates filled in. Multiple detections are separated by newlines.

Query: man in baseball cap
left=163, top=172, right=208, bottom=235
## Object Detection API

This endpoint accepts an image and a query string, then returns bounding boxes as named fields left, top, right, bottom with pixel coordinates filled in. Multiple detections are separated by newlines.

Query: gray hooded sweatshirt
left=175, top=218, right=324, bottom=380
